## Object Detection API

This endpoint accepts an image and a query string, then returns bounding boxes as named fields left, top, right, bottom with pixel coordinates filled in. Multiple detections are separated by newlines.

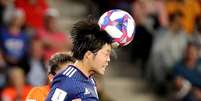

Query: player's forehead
left=99, top=44, right=112, bottom=53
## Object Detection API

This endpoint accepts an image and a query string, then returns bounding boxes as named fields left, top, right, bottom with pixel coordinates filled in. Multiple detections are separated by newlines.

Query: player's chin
left=97, top=68, right=106, bottom=75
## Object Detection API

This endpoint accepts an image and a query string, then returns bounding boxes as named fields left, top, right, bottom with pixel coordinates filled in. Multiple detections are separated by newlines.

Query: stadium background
left=0, top=0, right=200, bottom=101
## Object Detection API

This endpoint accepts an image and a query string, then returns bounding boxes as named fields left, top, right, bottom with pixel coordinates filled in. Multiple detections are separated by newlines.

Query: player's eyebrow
left=106, top=49, right=112, bottom=53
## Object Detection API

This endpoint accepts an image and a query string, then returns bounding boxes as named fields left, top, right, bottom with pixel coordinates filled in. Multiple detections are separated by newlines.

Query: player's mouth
left=103, top=63, right=108, bottom=68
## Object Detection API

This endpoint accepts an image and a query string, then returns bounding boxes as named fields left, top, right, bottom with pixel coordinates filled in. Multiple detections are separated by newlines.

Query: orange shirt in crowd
left=2, top=85, right=32, bottom=101
left=166, top=0, right=201, bottom=34
left=26, top=85, right=50, bottom=101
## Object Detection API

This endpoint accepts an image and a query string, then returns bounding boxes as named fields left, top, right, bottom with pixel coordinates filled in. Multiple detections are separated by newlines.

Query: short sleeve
left=46, top=76, right=79, bottom=101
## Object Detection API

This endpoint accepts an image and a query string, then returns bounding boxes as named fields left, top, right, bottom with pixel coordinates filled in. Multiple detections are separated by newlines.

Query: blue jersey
left=46, top=65, right=99, bottom=101
left=0, top=27, right=29, bottom=60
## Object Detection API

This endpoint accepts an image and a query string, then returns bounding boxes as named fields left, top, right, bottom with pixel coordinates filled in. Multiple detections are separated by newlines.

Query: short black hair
left=186, top=41, right=200, bottom=50
left=169, top=11, right=183, bottom=23
left=71, top=18, right=113, bottom=60
left=48, top=52, right=75, bottom=75
left=195, top=15, right=201, bottom=32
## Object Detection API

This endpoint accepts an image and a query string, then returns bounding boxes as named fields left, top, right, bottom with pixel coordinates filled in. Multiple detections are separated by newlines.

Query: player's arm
left=46, top=86, right=85, bottom=101
left=71, top=88, right=95, bottom=101
left=46, top=76, right=83, bottom=101
left=46, top=87, right=68, bottom=101
left=45, top=77, right=72, bottom=101
left=46, top=84, right=83, bottom=101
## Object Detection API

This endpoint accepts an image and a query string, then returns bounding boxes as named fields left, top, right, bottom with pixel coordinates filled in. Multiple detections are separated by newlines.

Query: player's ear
left=84, top=51, right=94, bottom=60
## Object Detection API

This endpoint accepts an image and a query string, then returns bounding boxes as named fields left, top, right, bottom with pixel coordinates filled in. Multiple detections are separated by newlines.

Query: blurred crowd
left=0, top=0, right=72, bottom=101
left=91, top=0, right=201, bottom=100
left=92, top=0, right=201, bottom=100
left=0, top=0, right=200, bottom=101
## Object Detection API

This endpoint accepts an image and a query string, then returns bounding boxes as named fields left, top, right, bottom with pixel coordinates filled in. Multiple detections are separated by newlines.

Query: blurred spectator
left=192, top=16, right=201, bottom=56
left=0, top=50, right=6, bottom=69
left=115, top=0, right=133, bottom=14
left=2, top=0, right=16, bottom=26
left=166, top=0, right=201, bottom=34
left=15, top=0, right=48, bottom=29
left=0, top=0, right=6, bottom=25
left=130, top=0, right=170, bottom=75
left=0, top=50, right=7, bottom=100
left=0, top=51, right=7, bottom=90
left=1, top=0, right=20, bottom=27
left=1, top=67, right=32, bottom=101
left=36, top=8, right=72, bottom=61
left=91, top=0, right=133, bottom=16
left=0, top=9, right=29, bottom=72
left=90, top=0, right=113, bottom=15
left=129, top=25, right=153, bottom=75
left=132, top=0, right=168, bottom=31
left=146, top=11, right=188, bottom=93
left=26, top=52, right=75, bottom=101
left=27, top=39, right=47, bottom=86
left=173, top=42, right=201, bottom=101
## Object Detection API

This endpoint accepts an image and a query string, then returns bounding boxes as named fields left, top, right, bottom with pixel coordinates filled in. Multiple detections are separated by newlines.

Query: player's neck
left=74, top=61, right=93, bottom=78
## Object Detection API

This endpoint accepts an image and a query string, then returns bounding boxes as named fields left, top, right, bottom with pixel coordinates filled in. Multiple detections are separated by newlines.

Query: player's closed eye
left=100, top=51, right=111, bottom=58
left=92, top=51, right=110, bottom=58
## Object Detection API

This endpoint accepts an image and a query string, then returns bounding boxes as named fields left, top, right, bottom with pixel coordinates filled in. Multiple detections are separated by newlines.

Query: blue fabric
left=173, top=61, right=201, bottom=88
left=46, top=65, right=99, bottom=101
left=0, top=27, right=29, bottom=60
left=173, top=59, right=201, bottom=101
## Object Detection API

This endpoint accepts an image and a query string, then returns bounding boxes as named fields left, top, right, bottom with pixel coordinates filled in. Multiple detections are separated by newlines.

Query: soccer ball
left=98, top=9, right=135, bottom=47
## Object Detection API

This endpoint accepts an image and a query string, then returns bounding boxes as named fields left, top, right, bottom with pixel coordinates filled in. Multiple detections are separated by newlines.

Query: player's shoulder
left=53, top=65, right=81, bottom=84
left=48, top=85, right=85, bottom=101
left=61, top=65, right=78, bottom=78
left=49, top=78, right=85, bottom=101
left=56, top=65, right=78, bottom=78
left=52, top=66, right=83, bottom=87
left=52, top=75, right=84, bottom=92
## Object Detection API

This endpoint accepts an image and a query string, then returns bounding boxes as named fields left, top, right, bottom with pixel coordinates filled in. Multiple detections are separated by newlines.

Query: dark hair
left=186, top=41, right=200, bottom=50
left=195, top=15, right=201, bottom=32
left=71, top=18, right=113, bottom=60
left=169, top=11, right=183, bottom=23
left=48, top=52, right=75, bottom=75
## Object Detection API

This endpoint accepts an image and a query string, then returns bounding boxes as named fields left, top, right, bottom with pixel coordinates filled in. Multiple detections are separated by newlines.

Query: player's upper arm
left=50, top=88, right=68, bottom=101
left=46, top=78, right=76, bottom=101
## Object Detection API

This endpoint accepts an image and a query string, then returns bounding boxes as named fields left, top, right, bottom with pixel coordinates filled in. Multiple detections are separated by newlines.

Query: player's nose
left=107, top=56, right=110, bottom=62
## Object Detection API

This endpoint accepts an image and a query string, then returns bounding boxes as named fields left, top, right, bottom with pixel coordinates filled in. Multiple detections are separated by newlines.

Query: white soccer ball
left=98, top=9, right=135, bottom=47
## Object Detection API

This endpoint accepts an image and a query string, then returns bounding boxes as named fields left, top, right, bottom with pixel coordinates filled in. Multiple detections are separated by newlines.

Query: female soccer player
left=46, top=18, right=113, bottom=101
